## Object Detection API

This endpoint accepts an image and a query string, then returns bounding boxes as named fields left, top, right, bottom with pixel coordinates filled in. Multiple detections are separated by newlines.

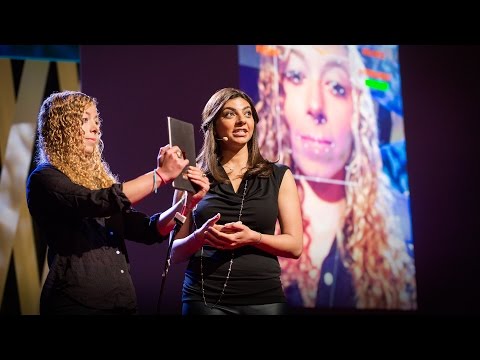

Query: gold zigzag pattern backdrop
left=0, top=58, right=80, bottom=314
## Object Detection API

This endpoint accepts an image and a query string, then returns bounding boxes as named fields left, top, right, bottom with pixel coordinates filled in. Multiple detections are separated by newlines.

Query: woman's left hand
left=204, top=221, right=260, bottom=250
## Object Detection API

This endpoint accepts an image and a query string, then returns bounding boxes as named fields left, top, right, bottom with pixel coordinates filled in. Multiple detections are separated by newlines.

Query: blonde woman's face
left=282, top=45, right=354, bottom=180
left=81, top=103, right=100, bottom=154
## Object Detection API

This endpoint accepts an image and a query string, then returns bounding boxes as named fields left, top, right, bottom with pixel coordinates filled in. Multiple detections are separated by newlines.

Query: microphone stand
left=156, top=211, right=186, bottom=313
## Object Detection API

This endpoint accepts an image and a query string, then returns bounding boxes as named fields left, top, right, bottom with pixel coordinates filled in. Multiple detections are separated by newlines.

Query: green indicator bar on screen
left=365, top=78, right=389, bottom=91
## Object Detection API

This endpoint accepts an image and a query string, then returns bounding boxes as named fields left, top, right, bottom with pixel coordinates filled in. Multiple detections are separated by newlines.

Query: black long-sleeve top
left=26, top=163, right=168, bottom=312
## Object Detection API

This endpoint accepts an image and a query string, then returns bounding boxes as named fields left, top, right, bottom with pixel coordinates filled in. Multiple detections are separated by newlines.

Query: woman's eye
left=328, top=81, right=347, bottom=97
left=284, top=70, right=305, bottom=85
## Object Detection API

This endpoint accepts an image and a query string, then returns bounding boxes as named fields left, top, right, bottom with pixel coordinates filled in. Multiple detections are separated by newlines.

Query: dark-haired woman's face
left=215, top=97, right=254, bottom=149
left=282, top=45, right=354, bottom=181
left=81, top=104, right=100, bottom=154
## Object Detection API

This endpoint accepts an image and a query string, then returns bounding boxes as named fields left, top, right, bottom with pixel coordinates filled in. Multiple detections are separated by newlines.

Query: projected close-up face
left=239, top=44, right=417, bottom=311
left=282, top=45, right=354, bottom=181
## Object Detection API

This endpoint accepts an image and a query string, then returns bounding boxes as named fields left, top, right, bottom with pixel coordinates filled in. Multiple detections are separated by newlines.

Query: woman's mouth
left=296, top=133, right=335, bottom=155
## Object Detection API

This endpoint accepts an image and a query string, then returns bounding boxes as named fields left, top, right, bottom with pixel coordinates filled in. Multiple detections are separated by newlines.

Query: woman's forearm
left=171, top=229, right=204, bottom=264
left=122, top=169, right=169, bottom=205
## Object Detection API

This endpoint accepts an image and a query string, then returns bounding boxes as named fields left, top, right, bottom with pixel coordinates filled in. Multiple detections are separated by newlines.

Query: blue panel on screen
left=0, top=45, right=80, bottom=62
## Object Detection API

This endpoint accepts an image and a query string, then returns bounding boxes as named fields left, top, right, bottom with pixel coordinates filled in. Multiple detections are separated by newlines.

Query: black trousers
left=40, top=291, right=136, bottom=315
left=182, top=301, right=287, bottom=315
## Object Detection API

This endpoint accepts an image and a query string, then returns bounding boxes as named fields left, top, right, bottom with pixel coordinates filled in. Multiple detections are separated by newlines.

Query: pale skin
left=281, top=45, right=355, bottom=305
left=283, top=45, right=354, bottom=181
left=170, top=97, right=303, bottom=264
left=81, top=103, right=208, bottom=237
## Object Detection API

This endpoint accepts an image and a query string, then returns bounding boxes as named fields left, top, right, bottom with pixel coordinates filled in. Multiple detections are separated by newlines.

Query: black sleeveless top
left=182, top=163, right=289, bottom=305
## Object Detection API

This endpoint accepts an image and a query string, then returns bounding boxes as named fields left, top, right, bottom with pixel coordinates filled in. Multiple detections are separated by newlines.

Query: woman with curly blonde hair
left=256, top=45, right=416, bottom=310
left=26, top=91, right=210, bottom=315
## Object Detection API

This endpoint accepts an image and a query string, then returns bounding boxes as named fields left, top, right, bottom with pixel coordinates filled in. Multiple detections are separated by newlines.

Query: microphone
left=216, top=136, right=228, bottom=142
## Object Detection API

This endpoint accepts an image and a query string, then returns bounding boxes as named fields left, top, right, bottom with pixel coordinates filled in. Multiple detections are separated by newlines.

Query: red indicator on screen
left=256, top=45, right=280, bottom=57
left=364, top=68, right=391, bottom=81
left=361, top=48, right=385, bottom=59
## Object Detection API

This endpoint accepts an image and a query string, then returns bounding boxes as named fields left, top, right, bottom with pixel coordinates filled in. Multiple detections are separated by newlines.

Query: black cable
left=156, top=212, right=186, bottom=313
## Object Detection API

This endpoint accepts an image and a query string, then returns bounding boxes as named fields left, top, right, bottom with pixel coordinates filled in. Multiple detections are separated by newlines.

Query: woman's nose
left=90, top=122, right=99, bottom=134
left=236, top=115, right=247, bottom=124
left=308, top=110, right=327, bottom=125
left=307, top=81, right=327, bottom=125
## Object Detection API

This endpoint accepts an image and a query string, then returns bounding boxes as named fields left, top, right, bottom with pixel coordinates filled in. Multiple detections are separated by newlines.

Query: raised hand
left=185, top=166, right=210, bottom=209
left=157, top=144, right=189, bottom=182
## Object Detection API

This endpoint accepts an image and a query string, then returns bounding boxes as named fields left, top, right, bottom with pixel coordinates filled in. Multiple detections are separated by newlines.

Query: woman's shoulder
left=28, top=163, right=67, bottom=187
left=30, top=163, right=64, bottom=177
left=269, top=163, right=291, bottom=186
left=272, top=162, right=290, bottom=174
left=32, top=162, right=56, bottom=173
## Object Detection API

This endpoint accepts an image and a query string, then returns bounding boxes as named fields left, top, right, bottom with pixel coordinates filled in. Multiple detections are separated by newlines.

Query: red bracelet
left=155, top=168, right=167, bottom=185
left=153, top=168, right=167, bottom=194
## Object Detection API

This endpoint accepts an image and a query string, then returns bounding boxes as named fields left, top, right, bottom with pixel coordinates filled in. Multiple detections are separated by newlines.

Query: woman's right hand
left=194, top=213, right=221, bottom=244
left=185, top=166, right=210, bottom=210
left=171, top=213, right=221, bottom=265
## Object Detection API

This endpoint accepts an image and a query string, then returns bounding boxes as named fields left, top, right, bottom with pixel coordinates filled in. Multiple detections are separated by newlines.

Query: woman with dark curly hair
left=26, top=90, right=210, bottom=315
left=255, top=45, right=416, bottom=310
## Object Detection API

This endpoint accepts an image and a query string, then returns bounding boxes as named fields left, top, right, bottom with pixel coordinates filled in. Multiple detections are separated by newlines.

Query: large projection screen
left=239, top=45, right=416, bottom=310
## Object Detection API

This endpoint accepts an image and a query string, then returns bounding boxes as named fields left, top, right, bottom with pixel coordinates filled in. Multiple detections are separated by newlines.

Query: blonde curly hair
left=36, top=91, right=117, bottom=190
left=256, top=45, right=416, bottom=309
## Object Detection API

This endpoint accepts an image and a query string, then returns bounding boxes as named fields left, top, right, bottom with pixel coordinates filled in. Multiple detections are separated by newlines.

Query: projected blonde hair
left=256, top=45, right=416, bottom=309
left=37, top=91, right=117, bottom=190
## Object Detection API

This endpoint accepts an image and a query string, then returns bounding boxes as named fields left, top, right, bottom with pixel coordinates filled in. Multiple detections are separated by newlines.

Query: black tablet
left=167, top=116, right=197, bottom=192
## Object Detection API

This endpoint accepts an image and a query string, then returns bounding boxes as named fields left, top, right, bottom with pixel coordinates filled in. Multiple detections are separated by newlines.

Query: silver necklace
left=222, top=163, right=248, bottom=176
left=195, top=179, right=248, bottom=309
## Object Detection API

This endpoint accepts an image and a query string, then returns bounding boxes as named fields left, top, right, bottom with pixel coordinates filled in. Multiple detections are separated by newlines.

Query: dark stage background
left=81, top=45, right=239, bottom=314
left=80, top=45, right=479, bottom=316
